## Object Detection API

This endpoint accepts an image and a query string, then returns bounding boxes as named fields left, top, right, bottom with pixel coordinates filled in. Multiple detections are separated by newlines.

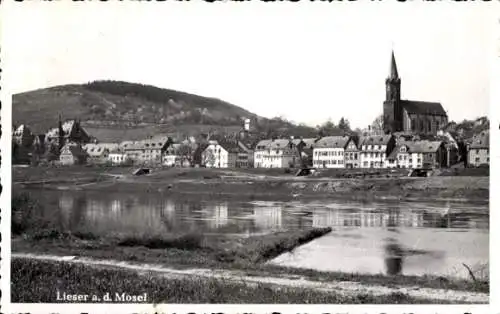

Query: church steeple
left=385, top=50, right=401, bottom=102
left=389, top=50, right=399, bottom=79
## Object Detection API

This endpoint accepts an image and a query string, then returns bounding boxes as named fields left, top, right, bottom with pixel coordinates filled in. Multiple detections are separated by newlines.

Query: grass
left=11, top=259, right=453, bottom=304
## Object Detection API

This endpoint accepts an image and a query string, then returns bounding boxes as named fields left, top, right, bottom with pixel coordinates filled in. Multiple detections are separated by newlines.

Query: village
left=11, top=115, right=490, bottom=173
left=11, top=52, right=490, bottom=174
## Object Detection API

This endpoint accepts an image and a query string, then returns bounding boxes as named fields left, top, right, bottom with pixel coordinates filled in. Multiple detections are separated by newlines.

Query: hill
left=13, top=81, right=318, bottom=142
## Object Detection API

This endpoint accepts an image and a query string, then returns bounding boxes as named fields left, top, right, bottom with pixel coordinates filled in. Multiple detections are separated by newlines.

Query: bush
left=12, top=193, right=41, bottom=235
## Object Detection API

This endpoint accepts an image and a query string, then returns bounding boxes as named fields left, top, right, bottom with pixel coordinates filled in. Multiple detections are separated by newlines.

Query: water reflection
left=27, top=189, right=488, bottom=279
left=384, top=240, right=404, bottom=275
left=32, top=190, right=490, bottom=237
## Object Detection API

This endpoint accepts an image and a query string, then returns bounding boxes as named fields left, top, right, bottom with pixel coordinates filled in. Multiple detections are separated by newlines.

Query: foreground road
left=13, top=253, right=488, bottom=304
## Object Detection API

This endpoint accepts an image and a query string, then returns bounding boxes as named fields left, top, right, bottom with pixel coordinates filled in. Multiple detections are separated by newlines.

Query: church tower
left=383, top=51, right=402, bottom=133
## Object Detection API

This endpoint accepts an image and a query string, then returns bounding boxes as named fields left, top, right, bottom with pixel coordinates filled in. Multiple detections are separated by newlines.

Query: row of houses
left=13, top=119, right=490, bottom=169
left=253, top=131, right=490, bottom=169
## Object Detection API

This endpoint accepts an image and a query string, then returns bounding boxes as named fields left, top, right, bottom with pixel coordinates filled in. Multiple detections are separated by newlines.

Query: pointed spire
left=389, top=50, right=399, bottom=79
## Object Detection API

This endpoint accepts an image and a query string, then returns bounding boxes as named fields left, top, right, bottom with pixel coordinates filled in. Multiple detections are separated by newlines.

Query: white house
left=312, top=136, right=350, bottom=168
left=202, top=140, right=229, bottom=168
left=253, top=139, right=300, bottom=168
left=385, top=143, right=420, bottom=169
left=108, top=150, right=129, bottom=165
left=253, top=140, right=272, bottom=168
left=359, top=135, right=395, bottom=169
left=83, top=143, right=119, bottom=164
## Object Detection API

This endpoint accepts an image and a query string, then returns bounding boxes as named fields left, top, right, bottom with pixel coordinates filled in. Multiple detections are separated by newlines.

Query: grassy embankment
left=13, top=166, right=490, bottom=202
left=12, top=259, right=455, bottom=304
left=11, top=191, right=489, bottom=303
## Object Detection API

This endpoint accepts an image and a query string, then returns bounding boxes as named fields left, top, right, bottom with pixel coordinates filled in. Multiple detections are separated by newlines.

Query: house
left=13, top=124, right=34, bottom=147
left=344, top=137, right=360, bottom=169
left=202, top=140, right=249, bottom=168
left=162, top=143, right=193, bottom=167
left=59, top=143, right=88, bottom=166
left=202, top=140, right=230, bottom=168
left=254, top=140, right=273, bottom=168
left=386, top=140, right=446, bottom=169
left=467, top=131, right=489, bottom=167
left=385, top=143, right=418, bottom=169
left=292, top=138, right=318, bottom=167
left=312, top=136, right=350, bottom=169
left=253, top=139, right=301, bottom=168
left=238, top=140, right=255, bottom=168
left=83, top=143, right=119, bottom=164
left=359, top=135, right=396, bottom=169
left=108, top=149, right=129, bottom=165
left=46, top=118, right=91, bottom=148
left=121, top=136, right=173, bottom=165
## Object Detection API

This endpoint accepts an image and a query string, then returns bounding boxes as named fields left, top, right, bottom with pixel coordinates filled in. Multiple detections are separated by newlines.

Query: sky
left=1, top=1, right=496, bottom=129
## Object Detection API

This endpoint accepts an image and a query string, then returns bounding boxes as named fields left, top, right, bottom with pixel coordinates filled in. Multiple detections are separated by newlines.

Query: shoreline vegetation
left=13, top=166, right=489, bottom=202
left=11, top=166, right=489, bottom=303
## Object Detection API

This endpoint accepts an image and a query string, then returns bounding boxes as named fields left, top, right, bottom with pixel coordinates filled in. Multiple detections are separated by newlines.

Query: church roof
left=400, top=100, right=447, bottom=116
left=389, top=50, right=399, bottom=79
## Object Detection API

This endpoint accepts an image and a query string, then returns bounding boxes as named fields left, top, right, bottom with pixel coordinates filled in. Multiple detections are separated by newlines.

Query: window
left=475, top=157, right=480, bottom=163
left=354, top=153, right=358, bottom=159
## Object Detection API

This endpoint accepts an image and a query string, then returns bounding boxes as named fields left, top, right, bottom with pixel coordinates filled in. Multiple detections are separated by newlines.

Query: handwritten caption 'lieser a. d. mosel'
left=56, top=291, right=148, bottom=302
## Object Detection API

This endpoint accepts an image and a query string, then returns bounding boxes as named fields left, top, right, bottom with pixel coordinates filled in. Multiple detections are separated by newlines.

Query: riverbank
left=12, top=256, right=487, bottom=304
left=13, top=166, right=489, bottom=202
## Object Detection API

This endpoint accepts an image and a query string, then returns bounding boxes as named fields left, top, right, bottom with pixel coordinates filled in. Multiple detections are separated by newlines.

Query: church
left=383, top=51, right=448, bottom=135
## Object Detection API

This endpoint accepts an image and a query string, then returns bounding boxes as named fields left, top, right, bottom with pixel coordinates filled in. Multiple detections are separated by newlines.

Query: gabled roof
left=405, top=140, right=443, bottom=153
left=291, top=138, right=318, bottom=148
left=315, top=136, right=350, bottom=149
left=83, top=143, right=119, bottom=157
left=255, top=139, right=273, bottom=150
left=218, top=140, right=246, bottom=154
left=269, top=139, right=294, bottom=150
left=401, top=100, right=447, bottom=116
left=120, top=136, right=172, bottom=151
left=469, top=131, right=489, bottom=149
left=360, top=135, right=393, bottom=146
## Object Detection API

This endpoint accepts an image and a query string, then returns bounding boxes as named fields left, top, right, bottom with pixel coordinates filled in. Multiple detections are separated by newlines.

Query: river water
left=24, top=189, right=489, bottom=279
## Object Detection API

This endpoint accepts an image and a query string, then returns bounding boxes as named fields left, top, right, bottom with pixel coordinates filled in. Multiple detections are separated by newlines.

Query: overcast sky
left=2, top=1, right=495, bottom=129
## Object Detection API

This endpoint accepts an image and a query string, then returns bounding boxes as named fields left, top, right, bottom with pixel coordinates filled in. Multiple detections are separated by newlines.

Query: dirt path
left=13, top=253, right=488, bottom=303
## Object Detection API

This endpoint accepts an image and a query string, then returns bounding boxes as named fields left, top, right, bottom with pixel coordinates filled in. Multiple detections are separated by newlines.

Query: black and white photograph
left=1, top=0, right=495, bottom=310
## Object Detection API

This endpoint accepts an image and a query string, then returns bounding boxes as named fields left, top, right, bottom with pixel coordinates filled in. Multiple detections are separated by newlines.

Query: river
left=23, top=189, right=489, bottom=279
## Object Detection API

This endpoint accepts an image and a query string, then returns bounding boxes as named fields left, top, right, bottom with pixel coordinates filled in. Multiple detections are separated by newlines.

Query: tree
left=338, top=117, right=351, bottom=133
left=371, top=114, right=384, bottom=135
left=317, top=119, right=341, bottom=136
left=45, top=143, right=60, bottom=162
left=202, top=148, right=216, bottom=167
left=178, top=144, right=193, bottom=167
